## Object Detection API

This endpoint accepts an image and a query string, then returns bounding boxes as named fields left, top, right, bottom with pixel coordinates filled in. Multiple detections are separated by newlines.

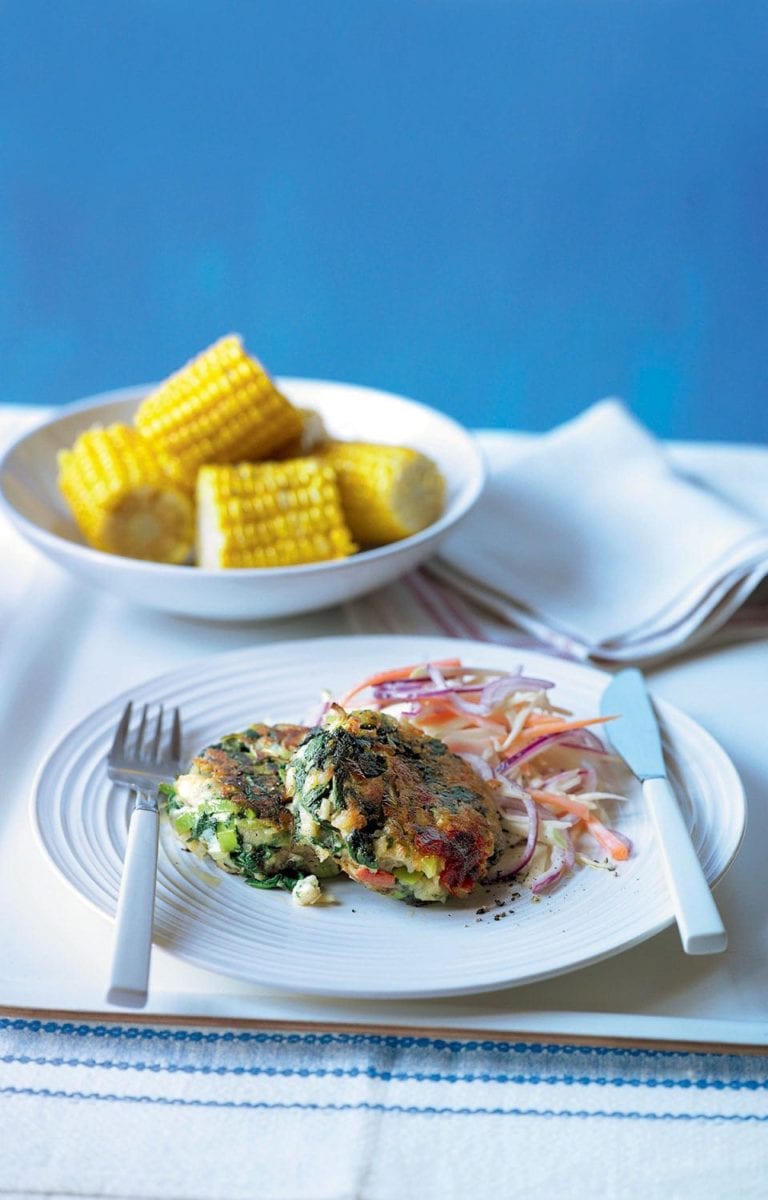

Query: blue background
left=2, top=0, right=766, bottom=442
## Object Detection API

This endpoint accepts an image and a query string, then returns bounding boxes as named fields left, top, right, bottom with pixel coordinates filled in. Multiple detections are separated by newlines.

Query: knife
left=600, top=668, right=727, bottom=955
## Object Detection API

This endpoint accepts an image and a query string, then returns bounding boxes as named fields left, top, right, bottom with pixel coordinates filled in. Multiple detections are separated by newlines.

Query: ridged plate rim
left=31, top=635, right=746, bottom=998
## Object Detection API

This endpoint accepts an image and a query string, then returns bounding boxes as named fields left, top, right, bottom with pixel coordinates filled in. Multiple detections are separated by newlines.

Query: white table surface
left=0, top=412, right=765, bottom=1050
left=2, top=407, right=768, bottom=1200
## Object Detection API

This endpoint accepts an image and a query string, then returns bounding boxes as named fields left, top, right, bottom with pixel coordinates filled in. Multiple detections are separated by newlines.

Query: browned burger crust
left=166, top=722, right=335, bottom=889
left=285, top=707, right=502, bottom=902
left=191, top=723, right=309, bottom=831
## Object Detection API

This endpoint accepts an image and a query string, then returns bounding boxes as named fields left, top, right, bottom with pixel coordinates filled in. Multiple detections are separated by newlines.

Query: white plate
left=0, top=379, right=485, bottom=621
left=32, top=635, right=746, bottom=999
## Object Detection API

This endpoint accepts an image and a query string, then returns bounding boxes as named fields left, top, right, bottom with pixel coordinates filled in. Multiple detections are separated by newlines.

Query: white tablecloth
left=1, top=406, right=767, bottom=1199
left=3, top=1014, right=768, bottom=1200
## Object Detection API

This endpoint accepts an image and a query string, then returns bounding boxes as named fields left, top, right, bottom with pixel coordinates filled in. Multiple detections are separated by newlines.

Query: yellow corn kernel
left=196, top=458, right=358, bottom=569
left=317, top=441, right=445, bottom=546
left=57, top=423, right=195, bottom=563
left=134, top=335, right=303, bottom=486
left=272, top=408, right=329, bottom=459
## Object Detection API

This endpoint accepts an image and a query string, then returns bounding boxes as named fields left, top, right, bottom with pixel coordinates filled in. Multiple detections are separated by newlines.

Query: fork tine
left=169, top=707, right=182, bottom=765
left=107, top=701, right=182, bottom=782
left=110, top=701, right=133, bottom=758
left=135, top=704, right=149, bottom=759
left=148, top=704, right=165, bottom=762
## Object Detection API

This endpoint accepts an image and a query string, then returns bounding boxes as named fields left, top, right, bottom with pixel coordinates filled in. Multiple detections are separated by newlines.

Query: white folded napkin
left=427, top=399, right=768, bottom=664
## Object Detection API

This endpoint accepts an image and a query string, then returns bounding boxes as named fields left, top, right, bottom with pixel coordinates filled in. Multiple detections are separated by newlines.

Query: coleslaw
left=334, top=657, right=631, bottom=895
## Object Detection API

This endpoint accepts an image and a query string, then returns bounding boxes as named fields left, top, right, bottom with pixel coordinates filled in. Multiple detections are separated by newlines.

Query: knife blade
left=601, top=668, right=727, bottom=955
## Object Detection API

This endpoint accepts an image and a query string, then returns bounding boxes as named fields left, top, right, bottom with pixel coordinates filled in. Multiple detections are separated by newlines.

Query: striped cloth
left=2, top=1015, right=768, bottom=1199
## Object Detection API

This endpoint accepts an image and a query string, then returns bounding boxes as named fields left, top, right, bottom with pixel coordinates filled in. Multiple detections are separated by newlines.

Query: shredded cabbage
left=342, top=659, right=631, bottom=894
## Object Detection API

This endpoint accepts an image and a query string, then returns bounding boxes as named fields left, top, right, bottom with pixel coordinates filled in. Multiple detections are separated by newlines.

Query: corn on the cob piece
left=272, top=408, right=329, bottom=459
left=196, top=458, right=357, bottom=569
left=57, top=423, right=195, bottom=563
left=134, top=335, right=303, bottom=486
left=317, top=441, right=445, bottom=547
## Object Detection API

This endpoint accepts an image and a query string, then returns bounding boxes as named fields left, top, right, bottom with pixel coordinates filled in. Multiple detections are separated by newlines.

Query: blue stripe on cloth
left=0, top=1016, right=755, bottom=1063
left=2, top=1052, right=768, bottom=1092
left=2, top=1085, right=768, bottom=1120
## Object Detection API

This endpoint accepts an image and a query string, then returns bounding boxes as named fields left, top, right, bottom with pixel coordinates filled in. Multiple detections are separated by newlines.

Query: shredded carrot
left=408, top=700, right=465, bottom=725
left=334, top=657, right=631, bottom=894
left=521, top=714, right=617, bottom=737
left=418, top=699, right=507, bottom=733
left=339, top=659, right=462, bottom=707
left=530, top=789, right=592, bottom=822
left=524, top=712, right=569, bottom=727
left=586, top=816, right=630, bottom=861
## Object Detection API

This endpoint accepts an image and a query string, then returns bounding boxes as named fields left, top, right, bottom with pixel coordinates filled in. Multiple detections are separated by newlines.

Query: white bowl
left=0, top=377, right=485, bottom=621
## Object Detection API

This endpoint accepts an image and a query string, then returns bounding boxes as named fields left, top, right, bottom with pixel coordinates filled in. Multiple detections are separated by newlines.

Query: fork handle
left=106, top=805, right=159, bottom=1008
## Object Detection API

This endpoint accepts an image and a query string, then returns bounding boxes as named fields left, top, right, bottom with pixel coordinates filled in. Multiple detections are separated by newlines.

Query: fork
left=106, top=701, right=182, bottom=1008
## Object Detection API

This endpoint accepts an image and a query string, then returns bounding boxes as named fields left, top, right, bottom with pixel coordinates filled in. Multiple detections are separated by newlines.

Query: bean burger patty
left=285, top=707, right=502, bottom=902
left=166, top=722, right=337, bottom=888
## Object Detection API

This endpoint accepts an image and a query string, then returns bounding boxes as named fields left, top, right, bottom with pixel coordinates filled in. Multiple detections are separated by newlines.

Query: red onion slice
left=559, top=728, right=612, bottom=754
left=531, top=829, right=576, bottom=894
left=486, top=791, right=539, bottom=883
left=497, top=729, right=578, bottom=773
left=481, top=674, right=556, bottom=707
